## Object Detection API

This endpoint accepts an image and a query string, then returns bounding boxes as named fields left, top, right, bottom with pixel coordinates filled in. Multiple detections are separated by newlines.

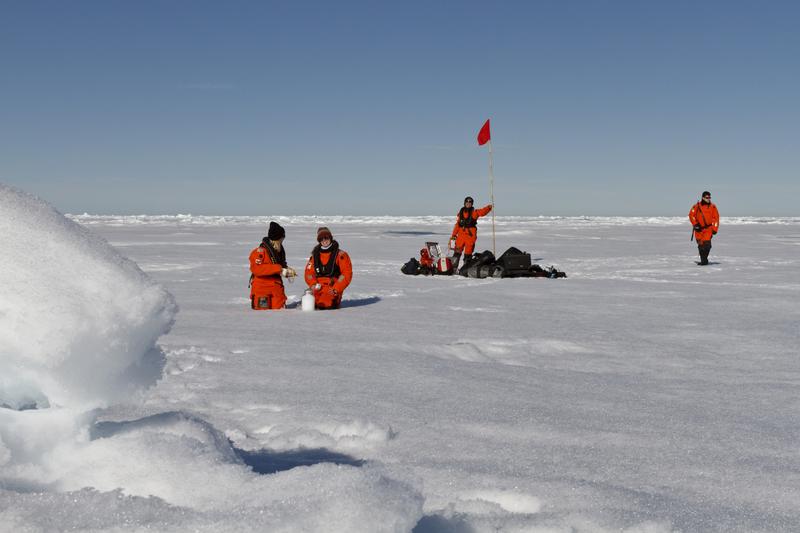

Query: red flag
left=477, top=119, right=491, bottom=146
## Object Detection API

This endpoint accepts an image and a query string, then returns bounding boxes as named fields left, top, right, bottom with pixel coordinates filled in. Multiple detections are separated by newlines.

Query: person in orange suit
left=450, top=196, right=493, bottom=270
left=304, top=226, right=352, bottom=310
left=249, top=221, right=297, bottom=309
left=688, top=191, right=720, bottom=265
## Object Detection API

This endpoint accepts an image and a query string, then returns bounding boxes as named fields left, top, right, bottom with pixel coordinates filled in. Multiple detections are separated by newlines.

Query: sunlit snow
left=2, top=184, right=799, bottom=532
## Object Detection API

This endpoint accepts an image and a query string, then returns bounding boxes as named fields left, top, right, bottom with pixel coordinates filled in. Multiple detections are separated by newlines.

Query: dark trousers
left=452, top=252, right=474, bottom=272
left=697, top=241, right=712, bottom=265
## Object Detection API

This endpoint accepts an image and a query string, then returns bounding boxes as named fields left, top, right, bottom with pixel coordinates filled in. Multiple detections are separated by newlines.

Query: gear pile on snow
left=402, top=242, right=454, bottom=275
left=401, top=243, right=566, bottom=279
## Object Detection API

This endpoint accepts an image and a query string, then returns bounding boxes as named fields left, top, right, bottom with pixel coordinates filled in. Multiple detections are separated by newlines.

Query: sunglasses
left=702, top=196, right=711, bottom=199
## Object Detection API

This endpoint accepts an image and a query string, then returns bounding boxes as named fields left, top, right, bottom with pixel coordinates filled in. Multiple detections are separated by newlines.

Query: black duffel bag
left=460, top=250, right=495, bottom=277
left=497, top=246, right=531, bottom=272
left=458, top=250, right=495, bottom=278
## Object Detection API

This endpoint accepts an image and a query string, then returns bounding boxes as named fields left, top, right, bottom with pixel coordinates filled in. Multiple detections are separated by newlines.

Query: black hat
left=464, top=196, right=474, bottom=204
left=267, top=221, right=285, bottom=241
left=702, top=191, right=711, bottom=198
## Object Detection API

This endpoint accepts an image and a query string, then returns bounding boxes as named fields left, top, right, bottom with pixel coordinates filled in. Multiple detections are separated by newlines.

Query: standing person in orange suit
left=304, top=226, right=352, bottom=310
left=688, top=191, right=720, bottom=265
left=450, top=196, right=493, bottom=270
left=248, top=221, right=297, bottom=309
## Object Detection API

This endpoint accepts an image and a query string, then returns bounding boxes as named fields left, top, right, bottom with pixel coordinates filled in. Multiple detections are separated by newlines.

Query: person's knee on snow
left=305, top=226, right=353, bottom=310
left=248, top=221, right=296, bottom=310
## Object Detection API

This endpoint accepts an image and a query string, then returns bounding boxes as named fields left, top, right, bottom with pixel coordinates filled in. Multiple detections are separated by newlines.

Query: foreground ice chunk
left=0, top=184, right=177, bottom=411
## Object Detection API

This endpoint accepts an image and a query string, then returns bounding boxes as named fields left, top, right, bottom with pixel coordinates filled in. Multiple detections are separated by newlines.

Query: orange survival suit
left=249, top=238, right=288, bottom=310
left=688, top=197, right=720, bottom=265
left=451, top=202, right=493, bottom=256
left=304, top=240, right=352, bottom=310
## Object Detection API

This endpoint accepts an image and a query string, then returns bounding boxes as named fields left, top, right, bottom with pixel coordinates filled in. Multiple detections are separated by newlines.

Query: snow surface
left=2, top=189, right=800, bottom=532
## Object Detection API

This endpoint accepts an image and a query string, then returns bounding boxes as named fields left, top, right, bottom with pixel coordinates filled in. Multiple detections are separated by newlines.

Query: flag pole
left=488, top=139, right=496, bottom=256
left=477, top=118, right=494, bottom=256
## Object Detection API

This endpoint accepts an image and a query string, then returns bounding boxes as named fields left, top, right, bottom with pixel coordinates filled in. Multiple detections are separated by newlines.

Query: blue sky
left=2, top=1, right=798, bottom=215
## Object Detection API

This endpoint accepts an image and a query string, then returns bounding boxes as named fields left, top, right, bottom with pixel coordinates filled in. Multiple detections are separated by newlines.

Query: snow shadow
left=286, top=297, right=381, bottom=309
left=92, top=412, right=365, bottom=476
left=0, top=401, right=41, bottom=411
left=383, top=230, right=444, bottom=236
left=413, top=514, right=475, bottom=533
left=340, top=296, right=381, bottom=308
left=235, top=447, right=365, bottom=475
left=91, top=412, right=236, bottom=460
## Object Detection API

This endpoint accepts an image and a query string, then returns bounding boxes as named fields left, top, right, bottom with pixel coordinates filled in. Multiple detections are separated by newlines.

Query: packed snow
left=2, top=184, right=799, bottom=532
left=0, top=187, right=176, bottom=412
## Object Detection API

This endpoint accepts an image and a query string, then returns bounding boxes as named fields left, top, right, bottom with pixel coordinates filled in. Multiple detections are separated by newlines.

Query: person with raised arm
left=449, top=196, right=493, bottom=270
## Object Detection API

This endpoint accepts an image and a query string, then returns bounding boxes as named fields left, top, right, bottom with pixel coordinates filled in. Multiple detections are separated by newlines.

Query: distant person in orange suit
left=248, top=221, right=297, bottom=309
left=450, top=196, right=492, bottom=270
left=688, top=191, right=720, bottom=265
left=304, top=227, right=353, bottom=310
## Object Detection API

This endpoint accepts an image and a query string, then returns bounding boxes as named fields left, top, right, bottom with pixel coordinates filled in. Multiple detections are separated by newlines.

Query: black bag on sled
left=457, top=247, right=566, bottom=279
left=460, top=250, right=496, bottom=278
left=497, top=247, right=531, bottom=273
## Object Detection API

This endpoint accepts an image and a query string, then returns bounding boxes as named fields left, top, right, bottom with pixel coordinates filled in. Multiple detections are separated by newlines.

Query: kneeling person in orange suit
left=450, top=196, right=493, bottom=270
left=249, top=221, right=297, bottom=310
left=304, top=226, right=352, bottom=310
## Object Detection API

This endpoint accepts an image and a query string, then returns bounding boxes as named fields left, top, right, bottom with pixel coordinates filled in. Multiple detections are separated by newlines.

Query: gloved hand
left=693, top=224, right=702, bottom=231
left=281, top=267, right=297, bottom=278
left=712, top=230, right=717, bottom=235
left=319, top=285, right=339, bottom=300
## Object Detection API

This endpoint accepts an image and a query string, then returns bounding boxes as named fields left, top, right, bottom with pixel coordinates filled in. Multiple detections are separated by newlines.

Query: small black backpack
left=401, top=257, right=421, bottom=275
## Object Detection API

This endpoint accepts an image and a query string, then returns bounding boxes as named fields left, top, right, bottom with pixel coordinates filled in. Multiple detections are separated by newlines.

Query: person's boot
left=451, top=253, right=462, bottom=271
left=698, top=243, right=710, bottom=265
